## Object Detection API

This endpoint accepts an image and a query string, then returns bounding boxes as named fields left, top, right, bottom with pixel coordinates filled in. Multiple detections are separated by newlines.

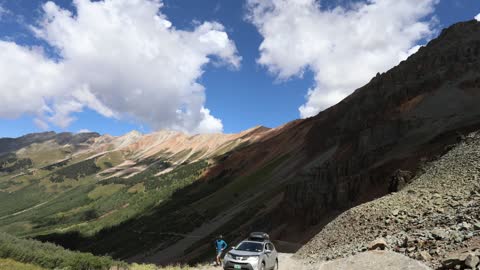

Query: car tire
left=273, top=259, right=278, bottom=270
left=260, top=262, right=266, bottom=270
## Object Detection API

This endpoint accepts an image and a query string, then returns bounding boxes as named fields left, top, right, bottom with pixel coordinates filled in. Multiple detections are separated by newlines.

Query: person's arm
left=222, top=241, right=228, bottom=250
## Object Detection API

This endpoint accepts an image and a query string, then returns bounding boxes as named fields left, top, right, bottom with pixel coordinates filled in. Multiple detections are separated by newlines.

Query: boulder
left=465, top=253, right=480, bottom=269
left=389, top=170, right=413, bottom=192
left=368, top=238, right=388, bottom=251
left=431, top=229, right=447, bottom=240
left=419, top=251, right=432, bottom=261
left=460, top=222, right=472, bottom=230
left=442, top=253, right=469, bottom=268
left=474, top=222, right=480, bottom=230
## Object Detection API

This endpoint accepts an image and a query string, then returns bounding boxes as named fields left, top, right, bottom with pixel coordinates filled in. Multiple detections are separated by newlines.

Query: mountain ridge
left=0, top=19, right=479, bottom=268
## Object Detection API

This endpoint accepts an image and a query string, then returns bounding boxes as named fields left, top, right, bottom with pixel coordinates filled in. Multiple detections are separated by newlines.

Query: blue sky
left=0, top=0, right=479, bottom=138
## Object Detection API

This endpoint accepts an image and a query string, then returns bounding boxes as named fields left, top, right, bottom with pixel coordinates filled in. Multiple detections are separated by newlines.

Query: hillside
left=0, top=127, right=270, bottom=239
left=297, top=131, right=480, bottom=269
left=0, top=19, right=479, bottom=267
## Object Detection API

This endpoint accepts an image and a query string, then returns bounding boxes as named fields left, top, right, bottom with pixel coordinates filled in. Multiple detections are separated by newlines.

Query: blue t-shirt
left=216, top=239, right=227, bottom=251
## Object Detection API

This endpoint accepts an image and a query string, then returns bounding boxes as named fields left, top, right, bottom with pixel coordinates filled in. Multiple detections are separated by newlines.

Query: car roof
left=249, top=232, right=270, bottom=240
left=240, top=240, right=271, bottom=244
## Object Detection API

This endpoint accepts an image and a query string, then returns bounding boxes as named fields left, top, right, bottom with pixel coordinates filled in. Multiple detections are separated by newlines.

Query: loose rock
left=368, top=238, right=388, bottom=251
left=465, top=253, right=479, bottom=269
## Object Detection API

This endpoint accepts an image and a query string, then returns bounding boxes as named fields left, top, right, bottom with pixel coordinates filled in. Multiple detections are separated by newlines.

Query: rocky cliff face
left=277, top=20, right=480, bottom=232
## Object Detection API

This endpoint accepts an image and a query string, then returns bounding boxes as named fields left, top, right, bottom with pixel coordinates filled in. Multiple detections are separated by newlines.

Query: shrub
left=50, top=159, right=100, bottom=181
left=0, top=153, right=33, bottom=173
left=0, top=232, right=125, bottom=270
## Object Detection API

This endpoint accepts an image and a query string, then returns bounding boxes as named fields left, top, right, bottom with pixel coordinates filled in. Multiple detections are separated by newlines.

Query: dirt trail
left=188, top=253, right=311, bottom=270
left=190, top=252, right=431, bottom=270
left=277, top=253, right=313, bottom=270
left=0, top=199, right=54, bottom=220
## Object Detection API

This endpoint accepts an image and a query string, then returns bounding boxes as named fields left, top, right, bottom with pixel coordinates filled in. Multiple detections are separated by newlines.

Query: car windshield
left=236, top=242, right=263, bottom=252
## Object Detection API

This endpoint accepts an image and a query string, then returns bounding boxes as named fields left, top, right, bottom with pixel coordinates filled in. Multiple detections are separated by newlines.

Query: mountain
left=279, top=19, right=480, bottom=231
left=0, top=131, right=99, bottom=157
left=0, top=126, right=271, bottom=237
left=0, top=19, right=479, bottom=267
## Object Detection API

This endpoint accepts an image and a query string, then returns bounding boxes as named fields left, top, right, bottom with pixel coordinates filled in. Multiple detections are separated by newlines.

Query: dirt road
left=191, top=251, right=431, bottom=270
left=191, top=253, right=315, bottom=270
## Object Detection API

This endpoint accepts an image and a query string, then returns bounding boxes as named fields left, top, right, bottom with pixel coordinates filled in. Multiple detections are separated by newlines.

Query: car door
left=269, top=243, right=278, bottom=267
left=264, top=243, right=273, bottom=268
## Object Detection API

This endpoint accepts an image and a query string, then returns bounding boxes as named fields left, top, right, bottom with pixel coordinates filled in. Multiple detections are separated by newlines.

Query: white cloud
left=0, top=41, right=65, bottom=118
left=77, top=129, right=91, bottom=133
left=0, top=0, right=241, bottom=134
left=0, top=4, right=8, bottom=19
left=34, top=118, right=49, bottom=130
left=195, top=107, right=223, bottom=134
left=475, top=13, right=480, bottom=22
left=247, top=0, right=437, bottom=118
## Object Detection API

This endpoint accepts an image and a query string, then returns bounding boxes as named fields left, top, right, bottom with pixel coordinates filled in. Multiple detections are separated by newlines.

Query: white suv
left=223, top=232, right=278, bottom=270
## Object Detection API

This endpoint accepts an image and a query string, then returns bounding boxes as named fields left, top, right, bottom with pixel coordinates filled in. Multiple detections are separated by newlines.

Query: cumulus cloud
left=476, top=13, right=480, bottom=21
left=247, top=0, right=438, bottom=118
left=77, top=129, right=91, bottom=133
left=0, top=0, right=240, bottom=133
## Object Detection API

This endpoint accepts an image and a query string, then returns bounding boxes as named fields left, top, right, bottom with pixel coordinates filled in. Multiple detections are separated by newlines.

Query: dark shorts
left=216, top=250, right=223, bottom=257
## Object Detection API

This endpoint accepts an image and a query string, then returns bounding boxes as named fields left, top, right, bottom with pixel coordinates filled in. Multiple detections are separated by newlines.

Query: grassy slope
left=0, top=141, right=213, bottom=243
left=16, top=141, right=71, bottom=168
left=34, top=154, right=291, bottom=265
left=0, top=232, right=124, bottom=270
left=0, top=258, right=47, bottom=270
left=0, top=227, right=210, bottom=270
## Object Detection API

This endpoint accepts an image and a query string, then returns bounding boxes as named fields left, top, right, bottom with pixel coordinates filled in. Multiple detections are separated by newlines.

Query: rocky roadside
left=296, top=131, right=480, bottom=270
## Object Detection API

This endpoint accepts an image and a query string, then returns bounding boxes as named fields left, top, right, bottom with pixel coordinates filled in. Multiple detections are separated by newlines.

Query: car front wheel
left=273, top=259, right=278, bottom=270
left=259, top=262, right=265, bottom=270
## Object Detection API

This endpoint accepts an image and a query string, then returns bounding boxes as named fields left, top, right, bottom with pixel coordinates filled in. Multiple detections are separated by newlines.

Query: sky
left=0, top=0, right=479, bottom=138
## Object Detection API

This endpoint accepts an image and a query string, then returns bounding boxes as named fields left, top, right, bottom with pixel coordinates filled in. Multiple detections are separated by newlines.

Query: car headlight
left=246, top=256, right=259, bottom=263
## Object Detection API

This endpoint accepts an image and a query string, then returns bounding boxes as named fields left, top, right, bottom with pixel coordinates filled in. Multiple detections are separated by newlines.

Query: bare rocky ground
left=296, top=132, right=480, bottom=269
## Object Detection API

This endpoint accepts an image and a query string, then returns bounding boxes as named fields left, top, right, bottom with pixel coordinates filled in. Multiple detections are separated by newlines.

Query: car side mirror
left=265, top=250, right=271, bottom=254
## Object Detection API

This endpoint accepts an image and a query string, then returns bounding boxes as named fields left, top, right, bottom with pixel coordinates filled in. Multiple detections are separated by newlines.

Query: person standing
left=215, top=235, right=228, bottom=266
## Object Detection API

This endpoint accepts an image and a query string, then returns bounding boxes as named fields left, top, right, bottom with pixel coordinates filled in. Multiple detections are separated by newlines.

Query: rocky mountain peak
left=433, top=19, right=480, bottom=44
